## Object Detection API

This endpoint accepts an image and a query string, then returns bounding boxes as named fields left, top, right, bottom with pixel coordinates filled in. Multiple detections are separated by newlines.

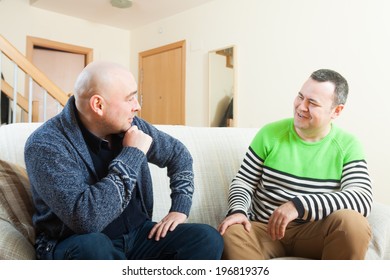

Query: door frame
left=138, top=40, right=186, bottom=124
left=25, top=36, right=93, bottom=121
left=26, top=36, right=93, bottom=67
left=26, top=36, right=93, bottom=99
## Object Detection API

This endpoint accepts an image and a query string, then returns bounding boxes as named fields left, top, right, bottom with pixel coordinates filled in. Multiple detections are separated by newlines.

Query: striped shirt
left=227, top=118, right=372, bottom=223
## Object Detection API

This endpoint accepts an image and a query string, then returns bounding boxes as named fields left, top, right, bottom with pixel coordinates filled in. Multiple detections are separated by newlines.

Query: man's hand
left=267, top=201, right=298, bottom=240
left=148, top=212, right=187, bottom=241
left=122, top=125, right=152, bottom=154
left=217, top=213, right=251, bottom=235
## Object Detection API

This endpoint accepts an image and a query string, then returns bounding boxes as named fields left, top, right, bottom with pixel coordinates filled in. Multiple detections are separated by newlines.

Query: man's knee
left=222, top=224, right=246, bottom=244
left=193, top=224, right=224, bottom=250
left=54, top=233, right=124, bottom=260
left=324, top=210, right=372, bottom=259
left=326, top=209, right=371, bottom=234
left=222, top=224, right=260, bottom=259
left=175, top=223, right=223, bottom=259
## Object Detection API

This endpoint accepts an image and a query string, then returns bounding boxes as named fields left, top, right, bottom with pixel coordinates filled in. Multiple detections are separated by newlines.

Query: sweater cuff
left=227, top=209, right=247, bottom=217
left=115, top=146, right=146, bottom=172
left=170, top=194, right=192, bottom=217
left=292, top=197, right=305, bottom=219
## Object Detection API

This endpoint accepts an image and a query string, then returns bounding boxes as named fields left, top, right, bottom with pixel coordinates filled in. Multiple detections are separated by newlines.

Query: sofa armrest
left=366, top=202, right=390, bottom=259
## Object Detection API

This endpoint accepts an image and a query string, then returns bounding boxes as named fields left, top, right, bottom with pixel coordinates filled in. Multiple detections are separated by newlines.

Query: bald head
left=74, top=61, right=135, bottom=113
left=74, top=61, right=128, bottom=99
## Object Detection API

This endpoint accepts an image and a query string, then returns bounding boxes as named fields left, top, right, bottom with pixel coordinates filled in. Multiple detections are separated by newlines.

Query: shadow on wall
left=218, top=97, right=233, bottom=127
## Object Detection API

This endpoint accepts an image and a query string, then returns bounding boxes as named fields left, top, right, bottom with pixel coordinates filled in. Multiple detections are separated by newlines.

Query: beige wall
left=0, top=0, right=131, bottom=70
left=1, top=0, right=389, bottom=205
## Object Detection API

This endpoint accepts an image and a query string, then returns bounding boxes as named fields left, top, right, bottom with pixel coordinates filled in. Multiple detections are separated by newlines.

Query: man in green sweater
left=218, top=69, right=372, bottom=259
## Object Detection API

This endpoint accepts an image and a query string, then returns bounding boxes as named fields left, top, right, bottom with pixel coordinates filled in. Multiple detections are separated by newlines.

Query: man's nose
left=133, top=98, right=141, bottom=111
left=298, top=99, right=309, bottom=111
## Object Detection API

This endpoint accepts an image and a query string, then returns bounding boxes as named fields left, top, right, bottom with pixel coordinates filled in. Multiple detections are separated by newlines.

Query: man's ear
left=90, top=95, right=104, bottom=116
left=331, top=104, right=344, bottom=119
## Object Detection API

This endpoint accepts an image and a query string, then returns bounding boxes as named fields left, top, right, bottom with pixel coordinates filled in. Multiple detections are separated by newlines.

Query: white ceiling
left=30, top=0, right=216, bottom=30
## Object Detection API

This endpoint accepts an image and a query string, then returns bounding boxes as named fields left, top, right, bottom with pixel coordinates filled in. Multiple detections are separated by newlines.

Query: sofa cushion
left=0, top=159, right=36, bottom=259
left=0, top=220, right=36, bottom=259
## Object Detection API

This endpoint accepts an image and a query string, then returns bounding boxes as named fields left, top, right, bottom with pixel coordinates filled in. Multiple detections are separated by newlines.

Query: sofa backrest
left=151, top=125, right=258, bottom=227
left=0, top=123, right=258, bottom=228
left=0, top=123, right=43, bottom=168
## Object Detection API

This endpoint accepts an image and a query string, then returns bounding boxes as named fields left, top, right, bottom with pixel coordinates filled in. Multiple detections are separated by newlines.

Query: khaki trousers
left=222, top=209, right=372, bottom=260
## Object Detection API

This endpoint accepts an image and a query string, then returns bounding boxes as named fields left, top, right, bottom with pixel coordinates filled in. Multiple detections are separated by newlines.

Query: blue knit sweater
left=24, top=96, right=194, bottom=246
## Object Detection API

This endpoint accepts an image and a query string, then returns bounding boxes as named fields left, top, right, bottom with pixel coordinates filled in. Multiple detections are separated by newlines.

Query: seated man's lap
left=52, top=221, right=223, bottom=260
left=222, top=210, right=370, bottom=259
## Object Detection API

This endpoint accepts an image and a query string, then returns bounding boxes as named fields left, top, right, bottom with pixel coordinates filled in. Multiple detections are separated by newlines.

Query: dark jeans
left=52, top=221, right=223, bottom=260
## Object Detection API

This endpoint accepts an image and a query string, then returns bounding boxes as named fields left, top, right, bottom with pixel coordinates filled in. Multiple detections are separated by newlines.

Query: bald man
left=25, top=61, right=223, bottom=260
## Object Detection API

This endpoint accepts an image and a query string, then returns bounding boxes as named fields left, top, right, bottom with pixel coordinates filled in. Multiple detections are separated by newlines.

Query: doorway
left=209, top=46, right=236, bottom=127
left=26, top=36, right=93, bottom=121
left=138, top=40, right=186, bottom=125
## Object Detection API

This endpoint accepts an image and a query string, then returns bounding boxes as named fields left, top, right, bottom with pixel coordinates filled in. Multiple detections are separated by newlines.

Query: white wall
left=130, top=0, right=390, bottom=205
left=1, top=0, right=389, bottom=205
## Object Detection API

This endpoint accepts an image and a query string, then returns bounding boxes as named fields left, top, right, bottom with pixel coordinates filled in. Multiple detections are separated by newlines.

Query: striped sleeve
left=293, top=160, right=373, bottom=221
left=227, top=147, right=262, bottom=216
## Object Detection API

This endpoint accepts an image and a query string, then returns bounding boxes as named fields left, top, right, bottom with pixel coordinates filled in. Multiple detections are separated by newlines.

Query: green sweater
left=227, top=118, right=372, bottom=222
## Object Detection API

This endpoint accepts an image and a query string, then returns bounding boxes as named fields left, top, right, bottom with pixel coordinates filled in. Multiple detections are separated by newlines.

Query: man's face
left=293, top=78, right=342, bottom=141
left=103, top=71, right=141, bottom=134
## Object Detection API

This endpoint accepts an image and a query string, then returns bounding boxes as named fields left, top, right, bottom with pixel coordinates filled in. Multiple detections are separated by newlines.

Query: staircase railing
left=0, top=35, right=69, bottom=123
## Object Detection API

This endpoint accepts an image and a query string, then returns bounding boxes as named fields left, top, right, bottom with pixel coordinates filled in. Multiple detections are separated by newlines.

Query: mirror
left=208, top=46, right=236, bottom=127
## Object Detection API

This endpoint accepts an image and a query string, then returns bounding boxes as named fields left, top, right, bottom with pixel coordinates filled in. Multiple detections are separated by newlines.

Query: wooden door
left=138, top=40, right=186, bottom=125
left=26, top=36, right=93, bottom=121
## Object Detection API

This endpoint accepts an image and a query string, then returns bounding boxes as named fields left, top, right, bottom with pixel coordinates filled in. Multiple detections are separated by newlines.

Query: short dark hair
left=310, top=69, right=348, bottom=106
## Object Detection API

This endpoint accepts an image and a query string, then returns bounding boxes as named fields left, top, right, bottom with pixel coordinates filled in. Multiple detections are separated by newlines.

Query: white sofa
left=1, top=122, right=390, bottom=259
